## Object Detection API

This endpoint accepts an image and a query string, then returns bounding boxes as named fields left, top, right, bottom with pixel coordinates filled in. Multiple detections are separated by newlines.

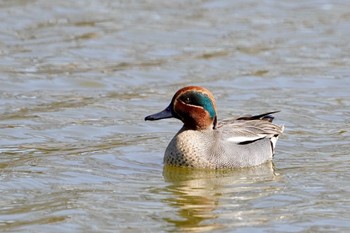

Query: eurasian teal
left=145, top=86, right=284, bottom=169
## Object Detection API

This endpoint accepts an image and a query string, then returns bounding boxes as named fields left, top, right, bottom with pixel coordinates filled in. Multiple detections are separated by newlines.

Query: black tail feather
left=236, top=111, right=280, bottom=122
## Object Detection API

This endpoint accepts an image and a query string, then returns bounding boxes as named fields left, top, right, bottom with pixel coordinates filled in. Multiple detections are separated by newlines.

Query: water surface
left=1, top=0, right=350, bottom=232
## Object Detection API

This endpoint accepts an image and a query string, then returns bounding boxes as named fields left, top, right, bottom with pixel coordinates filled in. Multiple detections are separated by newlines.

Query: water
left=1, top=0, right=350, bottom=232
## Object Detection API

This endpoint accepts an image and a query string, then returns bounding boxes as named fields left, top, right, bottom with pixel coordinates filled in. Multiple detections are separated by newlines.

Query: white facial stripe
left=181, top=101, right=204, bottom=109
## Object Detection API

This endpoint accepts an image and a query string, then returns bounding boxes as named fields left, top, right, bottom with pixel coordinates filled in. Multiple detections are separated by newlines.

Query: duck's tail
left=236, top=111, right=280, bottom=122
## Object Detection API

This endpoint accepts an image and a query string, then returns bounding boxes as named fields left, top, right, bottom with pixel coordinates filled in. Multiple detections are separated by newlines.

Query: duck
left=145, top=86, right=284, bottom=169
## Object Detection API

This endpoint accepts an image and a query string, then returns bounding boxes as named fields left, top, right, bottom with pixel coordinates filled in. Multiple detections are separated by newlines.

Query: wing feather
left=219, top=112, right=284, bottom=144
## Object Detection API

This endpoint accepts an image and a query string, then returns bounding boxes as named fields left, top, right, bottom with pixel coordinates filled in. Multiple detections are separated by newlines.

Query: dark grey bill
left=145, top=106, right=173, bottom=121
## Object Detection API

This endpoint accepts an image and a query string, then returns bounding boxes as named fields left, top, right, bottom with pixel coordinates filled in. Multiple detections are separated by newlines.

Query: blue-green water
left=1, top=1, right=350, bottom=232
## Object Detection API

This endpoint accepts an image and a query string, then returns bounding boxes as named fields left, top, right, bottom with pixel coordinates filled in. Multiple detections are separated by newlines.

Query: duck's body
left=145, top=86, right=284, bottom=169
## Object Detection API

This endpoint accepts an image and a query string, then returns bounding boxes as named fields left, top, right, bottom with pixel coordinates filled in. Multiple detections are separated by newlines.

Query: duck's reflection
left=162, top=162, right=277, bottom=232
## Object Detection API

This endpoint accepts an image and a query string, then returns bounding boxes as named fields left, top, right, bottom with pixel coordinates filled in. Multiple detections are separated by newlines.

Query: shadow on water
left=162, top=162, right=278, bottom=232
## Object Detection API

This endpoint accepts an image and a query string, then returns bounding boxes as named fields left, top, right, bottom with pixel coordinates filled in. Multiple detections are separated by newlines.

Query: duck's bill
left=145, top=106, right=173, bottom=121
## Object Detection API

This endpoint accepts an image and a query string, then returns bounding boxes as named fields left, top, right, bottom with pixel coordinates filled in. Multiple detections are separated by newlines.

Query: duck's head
left=145, top=86, right=217, bottom=130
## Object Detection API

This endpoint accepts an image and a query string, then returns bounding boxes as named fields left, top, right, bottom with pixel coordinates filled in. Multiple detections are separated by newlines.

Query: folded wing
left=219, top=112, right=284, bottom=146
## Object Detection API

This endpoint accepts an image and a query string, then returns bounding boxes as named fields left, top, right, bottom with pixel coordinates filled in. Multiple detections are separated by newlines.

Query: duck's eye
left=180, top=93, right=201, bottom=106
left=178, top=91, right=216, bottom=119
